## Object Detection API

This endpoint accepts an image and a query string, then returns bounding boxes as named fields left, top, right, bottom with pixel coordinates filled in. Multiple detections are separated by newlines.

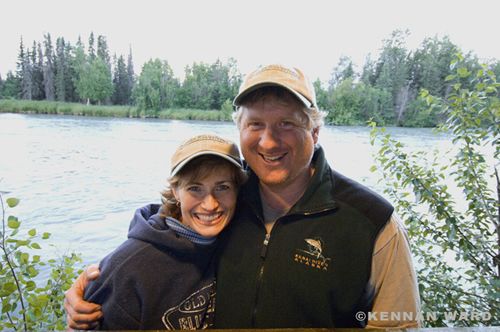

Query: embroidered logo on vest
left=294, top=237, right=331, bottom=271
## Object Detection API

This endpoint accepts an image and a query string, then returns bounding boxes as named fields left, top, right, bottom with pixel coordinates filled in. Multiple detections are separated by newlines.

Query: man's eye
left=280, top=121, right=294, bottom=128
left=247, top=122, right=263, bottom=129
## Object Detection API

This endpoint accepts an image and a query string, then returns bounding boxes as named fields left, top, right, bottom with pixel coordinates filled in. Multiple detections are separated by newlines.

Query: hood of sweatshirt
left=127, top=204, right=216, bottom=259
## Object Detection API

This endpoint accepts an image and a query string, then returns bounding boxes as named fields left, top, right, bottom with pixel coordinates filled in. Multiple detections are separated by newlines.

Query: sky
left=1, top=0, right=499, bottom=84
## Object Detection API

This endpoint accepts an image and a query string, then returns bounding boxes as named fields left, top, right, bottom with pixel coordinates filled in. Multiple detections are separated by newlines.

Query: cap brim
left=233, top=82, right=313, bottom=108
left=170, top=151, right=243, bottom=177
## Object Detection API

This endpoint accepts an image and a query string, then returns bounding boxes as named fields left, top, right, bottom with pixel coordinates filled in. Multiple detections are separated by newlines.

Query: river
left=0, top=113, right=453, bottom=265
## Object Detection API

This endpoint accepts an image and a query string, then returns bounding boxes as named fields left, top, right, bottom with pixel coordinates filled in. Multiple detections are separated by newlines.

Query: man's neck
left=258, top=166, right=314, bottom=233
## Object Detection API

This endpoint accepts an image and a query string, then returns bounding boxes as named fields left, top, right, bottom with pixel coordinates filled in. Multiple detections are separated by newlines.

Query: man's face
left=239, top=95, right=319, bottom=190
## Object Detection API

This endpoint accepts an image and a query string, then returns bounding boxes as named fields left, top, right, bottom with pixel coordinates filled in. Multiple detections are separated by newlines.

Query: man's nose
left=259, top=126, right=280, bottom=149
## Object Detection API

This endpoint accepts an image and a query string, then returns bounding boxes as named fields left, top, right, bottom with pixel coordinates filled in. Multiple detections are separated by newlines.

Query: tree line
left=1, top=30, right=499, bottom=127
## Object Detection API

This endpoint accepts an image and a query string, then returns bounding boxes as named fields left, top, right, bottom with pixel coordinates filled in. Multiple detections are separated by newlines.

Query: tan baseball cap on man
left=170, top=134, right=242, bottom=176
left=233, top=64, right=317, bottom=109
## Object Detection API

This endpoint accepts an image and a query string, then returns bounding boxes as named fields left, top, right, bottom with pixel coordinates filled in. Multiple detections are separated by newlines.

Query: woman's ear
left=172, top=187, right=180, bottom=202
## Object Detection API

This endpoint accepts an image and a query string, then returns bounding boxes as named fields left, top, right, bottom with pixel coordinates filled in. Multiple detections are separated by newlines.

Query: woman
left=83, top=134, right=246, bottom=330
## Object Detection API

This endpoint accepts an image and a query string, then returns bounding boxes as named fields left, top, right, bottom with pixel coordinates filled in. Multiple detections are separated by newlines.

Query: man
left=65, top=64, right=421, bottom=329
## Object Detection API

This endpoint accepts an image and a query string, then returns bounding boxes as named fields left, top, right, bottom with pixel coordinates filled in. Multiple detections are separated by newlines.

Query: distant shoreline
left=0, top=99, right=233, bottom=122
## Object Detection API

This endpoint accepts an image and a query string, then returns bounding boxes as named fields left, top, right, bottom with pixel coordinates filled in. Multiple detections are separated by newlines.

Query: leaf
left=42, top=232, right=51, bottom=239
left=2, top=282, right=17, bottom=295
left=27, top=266, right=39, bottom=278
left=28, top=229, right=36, bottom=237
left=445, top=75, right=456, bottom=82
left=30, top=243, right=41, bottom=250
left=457, top=67, right=470, bottom=78
left=7, top=216, right=20, bottom=229
left=6, top=197, right=19, bottom=208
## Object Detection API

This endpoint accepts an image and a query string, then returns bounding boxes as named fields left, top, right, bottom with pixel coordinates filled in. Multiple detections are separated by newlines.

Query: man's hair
left=159, top=155, right=247, bottom=220
left=232, top=86, right=326, bottom=130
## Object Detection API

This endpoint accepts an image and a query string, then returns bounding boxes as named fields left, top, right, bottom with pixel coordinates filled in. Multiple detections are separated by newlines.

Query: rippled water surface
left=0, top=113, right=452, bottom=264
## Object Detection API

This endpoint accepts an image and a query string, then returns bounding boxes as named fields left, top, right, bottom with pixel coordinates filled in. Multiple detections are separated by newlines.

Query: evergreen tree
left=43, top=33, right=55, bottom=101
left=71, top=36, right=87, bottom=103
left=410, top=36, right=458, bottom=98
left=1, top=71, right=20, bottom=98
left=328, top=55, right=355, bottom=89
left=17, top=37, right=32, bottom=100
left=64, top=41, right=77, bottom=102
left=360, top=54, right=377, bottom=85
left=373, top=30, right=411, bottom=124
left=88, top=32, right=95, bottom=60
left=97, top=35, right=111, bottom=69
left=112, top=54, right=131, bottom=104
left=55, top=37, right=66, bottom=101
left=126, top=47, right=135, bottom=105
left=31, top=42, right=45, bottom=100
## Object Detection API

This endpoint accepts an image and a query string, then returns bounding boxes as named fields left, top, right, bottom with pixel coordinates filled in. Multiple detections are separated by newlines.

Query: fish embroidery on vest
left=294, top=237, right=331, bottom=271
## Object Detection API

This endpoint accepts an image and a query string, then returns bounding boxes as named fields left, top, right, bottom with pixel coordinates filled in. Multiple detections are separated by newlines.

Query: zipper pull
left=260, top=233, right=270, bottom=258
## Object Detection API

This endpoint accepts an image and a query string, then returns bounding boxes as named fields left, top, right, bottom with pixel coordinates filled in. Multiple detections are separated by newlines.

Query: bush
left=0, top=193, right=83, bottom=331
left=369, top=54, right=499, bottom=327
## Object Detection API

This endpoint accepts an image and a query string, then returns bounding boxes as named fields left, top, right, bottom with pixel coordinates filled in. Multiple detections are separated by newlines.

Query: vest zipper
left=251, top=232, right=271, bottom=327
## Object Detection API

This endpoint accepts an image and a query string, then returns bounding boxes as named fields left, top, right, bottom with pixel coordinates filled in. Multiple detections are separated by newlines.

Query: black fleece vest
left=215, top=147, right=393, bottom=328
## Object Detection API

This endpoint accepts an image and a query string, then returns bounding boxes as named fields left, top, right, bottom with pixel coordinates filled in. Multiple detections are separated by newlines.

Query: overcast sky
left=1, top=0, right=499, bottom=84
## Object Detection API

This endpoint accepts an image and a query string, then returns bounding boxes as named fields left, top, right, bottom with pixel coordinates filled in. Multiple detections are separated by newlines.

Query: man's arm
left=367, top=213, right=422, bottom=328
left=64, top=264, right=103, bottom=330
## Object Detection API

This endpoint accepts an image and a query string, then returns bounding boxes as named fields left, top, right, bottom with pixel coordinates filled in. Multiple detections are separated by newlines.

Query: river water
left=0, top=113, right=453, bottom=265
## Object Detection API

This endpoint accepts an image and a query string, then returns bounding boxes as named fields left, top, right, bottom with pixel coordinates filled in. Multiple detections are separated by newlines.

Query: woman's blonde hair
left=159, top=155, right=247, bottom=220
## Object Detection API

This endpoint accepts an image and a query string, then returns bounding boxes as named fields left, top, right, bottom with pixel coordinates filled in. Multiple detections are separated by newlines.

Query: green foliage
left=133, top=59, right=179, bottom=116
left=0, top=193, right=83, bottom=331
left=220, top=98, right=234, bottom=118
left=369, top=54, right=500, bottom=326
left=75, top=57, right=114, bottom=104
left=178, top=59, right=241, bottom=110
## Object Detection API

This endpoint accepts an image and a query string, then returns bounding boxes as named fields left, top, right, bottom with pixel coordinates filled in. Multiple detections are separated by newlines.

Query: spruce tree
left=64, top=41, right=77, bottom=102
left=112, top=54, right=129, bottom=104
left=1, top=71, right=20, bottom=98
left=126, top=47, right=135, bottom=104
left=55, top=37, right=66, bottom=101
left=88, top=32, right=95, bottom=60
left=43, top=33, right=55, bottom=101
left=31, top=41, right=45, bottom=100
left=17, top=37, right=32, bottom=100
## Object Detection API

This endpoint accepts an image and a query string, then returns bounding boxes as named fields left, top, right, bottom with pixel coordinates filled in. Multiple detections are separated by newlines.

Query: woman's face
left=174, top=164, right=238, bottom=238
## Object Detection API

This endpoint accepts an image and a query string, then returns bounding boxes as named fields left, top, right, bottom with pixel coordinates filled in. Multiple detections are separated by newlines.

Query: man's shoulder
left=330, top=169, right=394, bottom=229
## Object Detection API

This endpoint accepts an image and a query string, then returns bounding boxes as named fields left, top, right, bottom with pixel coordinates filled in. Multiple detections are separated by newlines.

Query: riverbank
left=0, top=99, right=232, bottom=121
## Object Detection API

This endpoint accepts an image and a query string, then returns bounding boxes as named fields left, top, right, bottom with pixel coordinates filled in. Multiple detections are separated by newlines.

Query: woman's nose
left=201, top=193, right=219, bottom=210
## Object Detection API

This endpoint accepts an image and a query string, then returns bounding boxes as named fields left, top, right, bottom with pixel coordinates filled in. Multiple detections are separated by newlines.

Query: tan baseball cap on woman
left=170, top=134, right=242, bottom=176
left=233, top=64, right=317, bottom=109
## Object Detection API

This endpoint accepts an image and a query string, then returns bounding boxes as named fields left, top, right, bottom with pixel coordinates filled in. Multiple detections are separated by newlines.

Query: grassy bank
left=0, top=99, right=232, bottom=121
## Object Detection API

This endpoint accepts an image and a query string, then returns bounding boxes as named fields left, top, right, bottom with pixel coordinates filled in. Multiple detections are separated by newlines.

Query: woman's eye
left=187, top=186, right=201, bottom=193
left=215, top=184, right=231, bottom=192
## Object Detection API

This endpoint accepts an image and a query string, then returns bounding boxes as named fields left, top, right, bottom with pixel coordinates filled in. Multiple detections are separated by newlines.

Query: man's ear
left=312, top=127, right=320, bottom=144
